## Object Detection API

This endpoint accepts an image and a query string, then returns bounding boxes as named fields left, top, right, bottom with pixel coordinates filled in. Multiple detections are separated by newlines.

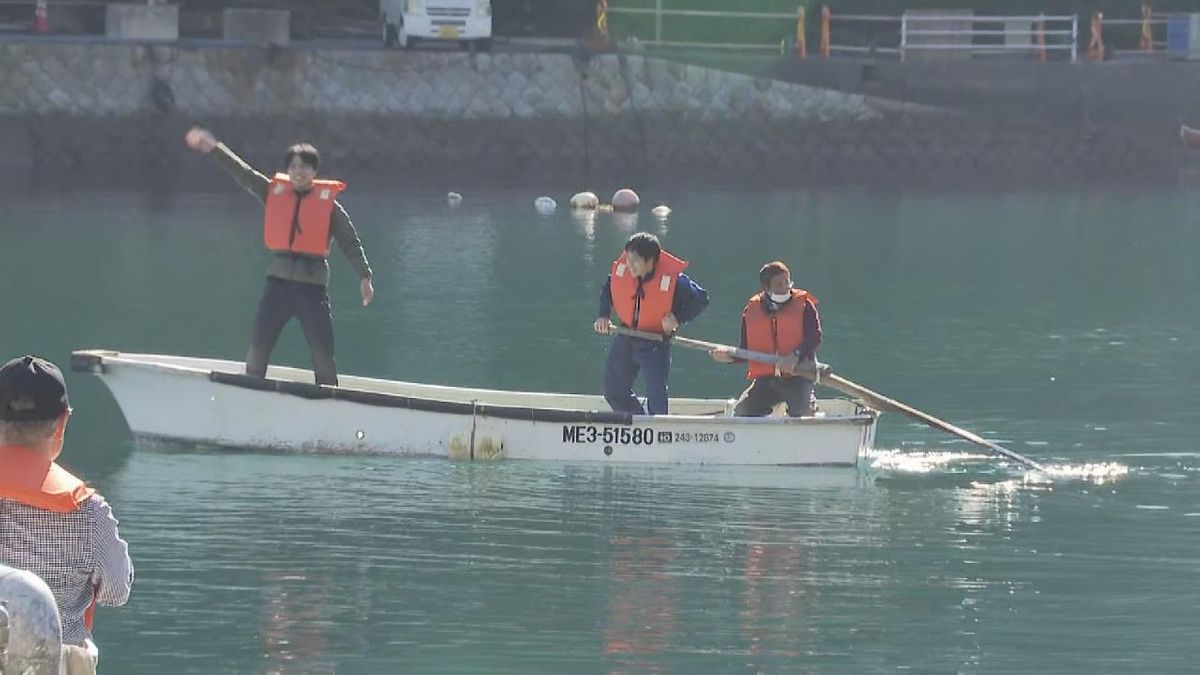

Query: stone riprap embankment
left=0, top=41, right=1169, bottom=186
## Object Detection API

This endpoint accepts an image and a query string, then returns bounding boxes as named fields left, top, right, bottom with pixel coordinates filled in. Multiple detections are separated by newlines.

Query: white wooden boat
left=70, top=350, right=879, bottom=466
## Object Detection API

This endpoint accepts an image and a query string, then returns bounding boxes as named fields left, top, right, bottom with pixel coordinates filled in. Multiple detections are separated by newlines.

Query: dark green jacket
left=212, top=143, right=372, bottom=287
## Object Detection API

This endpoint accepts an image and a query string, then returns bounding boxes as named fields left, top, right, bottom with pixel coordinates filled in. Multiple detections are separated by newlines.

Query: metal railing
left=603, top=5, right=1087, bottom=62
left=1103, top=16, right=1171, bottom=56
left=824, top=13, right=902, bottom=57
left=606, top=2, right=799, bottom=52
left=900, top=13, right=1078, bottom=63
left=0, top=0, right=376, bottom=38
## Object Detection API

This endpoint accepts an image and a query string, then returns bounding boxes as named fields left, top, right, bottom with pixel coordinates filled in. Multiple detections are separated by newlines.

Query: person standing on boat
left=0, top=356, right=134, bottom=674
left=184, top=127, right=374, bottom=386
left=710, top=261, right=822, bottom=416
left=593, top=232, right=709, bottom=415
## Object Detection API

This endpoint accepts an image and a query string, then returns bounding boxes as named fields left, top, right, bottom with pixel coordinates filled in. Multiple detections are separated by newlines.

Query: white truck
left=381, top=0, right=493, bottom=51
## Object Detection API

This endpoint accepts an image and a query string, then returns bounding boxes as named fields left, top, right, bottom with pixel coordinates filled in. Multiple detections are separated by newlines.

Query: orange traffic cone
left=34, top=0, right=49, bottom=33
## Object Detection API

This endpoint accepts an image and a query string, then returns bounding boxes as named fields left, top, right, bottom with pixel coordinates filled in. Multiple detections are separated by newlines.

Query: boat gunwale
left=72, top=349, right=879, bottom=428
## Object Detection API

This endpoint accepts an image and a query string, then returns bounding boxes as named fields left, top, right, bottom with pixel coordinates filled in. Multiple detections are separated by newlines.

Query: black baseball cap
left=0, top=355, right=70, bottom=422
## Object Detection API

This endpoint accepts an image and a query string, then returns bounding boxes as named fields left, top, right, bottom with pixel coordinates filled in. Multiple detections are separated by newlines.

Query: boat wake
left=1032, top=462, right=1129, bottom=483
left=864, top=448, right=990, bottom=473
left=864, top=448, right=1129, bottom=484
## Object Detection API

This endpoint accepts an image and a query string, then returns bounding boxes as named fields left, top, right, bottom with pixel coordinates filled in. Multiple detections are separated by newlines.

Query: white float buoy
left=446, top=191, right=463, bottom=207
left=569, top=191, right=599, bottom=210
left=650, top=204, right=671, bottom=219
left=534, top=196, right=557, bottom=214
left=611, top=188, right=640, bottom=212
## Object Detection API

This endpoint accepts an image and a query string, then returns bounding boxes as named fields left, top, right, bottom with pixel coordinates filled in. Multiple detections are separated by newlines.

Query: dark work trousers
left=603, top=333, right=671, bottom=415
left=245, top=276, right=338, bottom=386
left=733, top=376, right=815, bottom=417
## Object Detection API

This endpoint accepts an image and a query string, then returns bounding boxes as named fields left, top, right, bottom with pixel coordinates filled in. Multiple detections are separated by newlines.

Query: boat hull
left=72, top=350, right=877, bottom=466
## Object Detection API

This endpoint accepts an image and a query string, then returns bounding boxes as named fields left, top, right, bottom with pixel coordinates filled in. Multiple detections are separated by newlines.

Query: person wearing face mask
left=710, top=261, right=822, bottom=417
left=184, top=127, right=374, bottom=386
left=593, top=232, right=710, bottom=415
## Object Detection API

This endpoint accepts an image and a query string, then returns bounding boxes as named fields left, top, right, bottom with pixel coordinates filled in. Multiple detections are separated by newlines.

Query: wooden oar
left=606, top=324, right=1045, bottom=471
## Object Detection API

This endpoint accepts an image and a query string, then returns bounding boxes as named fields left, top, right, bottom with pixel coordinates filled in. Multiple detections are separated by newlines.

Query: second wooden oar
left=606, top=325, right=1045, bottom=472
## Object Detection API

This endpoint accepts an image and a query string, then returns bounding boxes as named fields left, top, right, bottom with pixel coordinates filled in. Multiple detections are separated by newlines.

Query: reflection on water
left=604, top=531, right=678, bottom=672
left=262, top=572, right=335, bottom=675
left=739, top=516, right=806, bottom=668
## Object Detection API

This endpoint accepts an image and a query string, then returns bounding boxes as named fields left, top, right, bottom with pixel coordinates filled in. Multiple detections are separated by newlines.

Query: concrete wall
left=771, top=58, right=1200, bottom=163
left=0, top=42, right=911, bottom=119
left=0, top=41, right=1186, bottom=187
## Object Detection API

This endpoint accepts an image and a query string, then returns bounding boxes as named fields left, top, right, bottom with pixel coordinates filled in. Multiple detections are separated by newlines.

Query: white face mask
left=768, top=291, right=792, bottom=304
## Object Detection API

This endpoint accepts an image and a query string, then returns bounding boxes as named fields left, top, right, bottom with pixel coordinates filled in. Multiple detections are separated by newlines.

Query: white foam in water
left=864, top=448, right=988, bottom=473
left=864, top=448, right=1131, bottom=484
left=1033, top=462, right=1130, bottom=484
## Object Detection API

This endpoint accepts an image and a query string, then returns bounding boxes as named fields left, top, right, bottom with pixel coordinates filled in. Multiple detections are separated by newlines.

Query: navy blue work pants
left=603, top=333, right=671, bottom=415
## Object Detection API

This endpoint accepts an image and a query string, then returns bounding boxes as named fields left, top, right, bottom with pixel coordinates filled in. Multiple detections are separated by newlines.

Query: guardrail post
left=795, top=5, right=806, bottom=58
left=654, top=0, right=662, bottom=43
left=820, top=5, right=831, bottom=59
left=1088, top=11, right=1104, bottom=61
left=1070, top=14, right=1078, bottom=63
left=595, top=0, right=609, bottom=49
left=1035, top=13, right=1046, bottom=62
left=1140, top=2, right=1153, bottom=52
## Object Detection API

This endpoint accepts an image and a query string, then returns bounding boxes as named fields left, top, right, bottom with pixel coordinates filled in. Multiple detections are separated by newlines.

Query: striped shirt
left=0, top=493, right=133, bottom=645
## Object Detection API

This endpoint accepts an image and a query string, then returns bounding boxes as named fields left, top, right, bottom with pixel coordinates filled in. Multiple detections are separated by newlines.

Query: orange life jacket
left=610, top=250, right=688, bottom=334
left=0, top=445, right=94, bottom=513
left=743, top=289, right=817, bottom=380
left=262, top=174, right=346, bottom=257
left=0, top=445, right=100, bottom=630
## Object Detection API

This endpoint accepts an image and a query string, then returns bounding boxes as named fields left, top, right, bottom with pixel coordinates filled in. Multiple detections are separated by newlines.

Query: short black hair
left=759, top=261, right=790, bottom=287
left=624, top=232, right=661, bottom=261
left=284, top=143, right=320, bottom=171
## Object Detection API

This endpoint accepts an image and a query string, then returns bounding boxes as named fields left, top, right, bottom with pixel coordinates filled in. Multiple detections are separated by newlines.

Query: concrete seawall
left=0, top=40, right=1185, bottom=187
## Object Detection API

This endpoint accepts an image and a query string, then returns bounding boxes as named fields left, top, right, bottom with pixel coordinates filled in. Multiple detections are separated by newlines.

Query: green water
left=3, top=185, right=1199, bottom=673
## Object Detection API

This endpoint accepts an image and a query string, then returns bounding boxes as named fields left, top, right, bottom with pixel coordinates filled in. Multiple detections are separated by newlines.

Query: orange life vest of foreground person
left=0, top=445, right=94, bottom=513
left=0, top=444, right=98, bottom=629
left=610, top=250, right=688, bottom=334
left=742, top=288, right=817, bottom=380
left=262, top=173, right=346, bottom=257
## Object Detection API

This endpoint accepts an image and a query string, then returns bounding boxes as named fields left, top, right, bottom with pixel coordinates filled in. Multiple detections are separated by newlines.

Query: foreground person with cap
left=0, top=355, right=133, bottom=675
